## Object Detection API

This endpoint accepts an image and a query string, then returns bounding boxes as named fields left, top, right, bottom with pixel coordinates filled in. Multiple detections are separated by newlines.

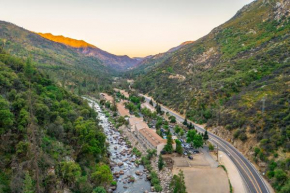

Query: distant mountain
left=38, top=33, right=141, bottom=71
left=0, top=20, right=112, bottom=94
left=37, top=33, right=97, bottom=48
left=133, top=0, right=290, bottom=191
left=125, top=41, right=194, bottom=76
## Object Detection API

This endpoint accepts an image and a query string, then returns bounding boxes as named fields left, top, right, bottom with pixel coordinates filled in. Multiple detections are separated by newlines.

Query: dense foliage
left=170, top=170, right=187, bottom=193
left=0, top=52, right=111, bottom=192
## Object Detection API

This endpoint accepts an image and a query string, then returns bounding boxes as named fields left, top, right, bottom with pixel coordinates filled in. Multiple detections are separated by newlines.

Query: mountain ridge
left=0, top=20, right=113, bottom=94
left=37, top=32, right=97, bottom=48
left=37, top=32, right=141, bottom=71
left=125, top=40, right=195, bottom=76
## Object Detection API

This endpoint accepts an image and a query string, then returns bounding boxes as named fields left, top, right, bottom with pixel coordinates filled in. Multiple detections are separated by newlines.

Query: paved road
left=141, top=94, right=270, bottom=193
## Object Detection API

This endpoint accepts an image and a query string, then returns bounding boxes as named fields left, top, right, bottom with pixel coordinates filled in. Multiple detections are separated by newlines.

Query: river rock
left=118, top=162, right=123, bottom=166
left=135, top=170, right=141, bottom=175
left=146, top=175, right=151, bottom=180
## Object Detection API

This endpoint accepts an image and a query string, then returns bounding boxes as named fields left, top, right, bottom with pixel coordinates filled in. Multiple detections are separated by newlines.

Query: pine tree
left=183, top=118, right=188, bottom=126
left=158, top=154, right=165, bottom=170
left=170, top=170, right=186, bottom=193
left=203, top=130, right=209, bottom=141
left=175, top=139, right=183, bottom=155
left=164, top=133, right=173, bottom=153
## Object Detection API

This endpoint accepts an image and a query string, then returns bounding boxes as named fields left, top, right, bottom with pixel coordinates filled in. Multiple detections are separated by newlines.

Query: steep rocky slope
left=38, top=32, right=141, bottom=71
left=133, top=0, right=290, bottom=191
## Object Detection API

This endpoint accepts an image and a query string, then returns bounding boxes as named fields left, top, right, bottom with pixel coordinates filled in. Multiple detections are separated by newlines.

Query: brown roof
left=135, top=122, right=149, bottom=131
left=139, top=128, right=166, bottom=147
left=129, top=116, right=143, bottom=125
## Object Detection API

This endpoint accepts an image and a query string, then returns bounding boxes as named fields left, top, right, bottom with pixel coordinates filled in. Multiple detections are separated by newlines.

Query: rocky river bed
left=85, top=98, right=151, bottom=193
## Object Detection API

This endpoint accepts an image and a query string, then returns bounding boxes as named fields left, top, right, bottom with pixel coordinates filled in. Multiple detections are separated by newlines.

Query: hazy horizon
left=1, top=0, right=254, bottom=57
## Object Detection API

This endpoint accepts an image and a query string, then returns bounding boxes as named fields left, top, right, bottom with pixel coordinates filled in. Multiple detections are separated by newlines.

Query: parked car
left=193, top=150, right=200, bottom=153
left=161, top=150, right=167, bottom=155
left=188, top=155, right=193, bottom=160
left=183, top=152, right=187, bottom=156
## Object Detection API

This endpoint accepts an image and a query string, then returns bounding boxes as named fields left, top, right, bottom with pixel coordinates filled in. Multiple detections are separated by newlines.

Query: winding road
left=140, top=94, right=271, bottom=193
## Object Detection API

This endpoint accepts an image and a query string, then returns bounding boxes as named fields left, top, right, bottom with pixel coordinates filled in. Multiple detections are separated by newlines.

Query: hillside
left=133, top=0, right=290, bottom=191
left=0, top=51, right=111, bottom=192
left=0, top=21, right=112, bottom=95
left=38, top=32, right=141, bottom=71
left=125, top=41, right=195, bottom=77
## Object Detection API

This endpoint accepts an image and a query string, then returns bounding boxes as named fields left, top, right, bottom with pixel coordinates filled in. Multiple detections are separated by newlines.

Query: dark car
left=193, top=150, right=200, bottom=153
left=188, top=155, right=193, bottom=160
left=161, top=150, right=167, bottom=155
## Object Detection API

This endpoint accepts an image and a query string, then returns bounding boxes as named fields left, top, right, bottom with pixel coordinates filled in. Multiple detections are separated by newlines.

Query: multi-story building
left=128, top=116, right=147, bottom=132
left=136, top=128, right=175, bottom=155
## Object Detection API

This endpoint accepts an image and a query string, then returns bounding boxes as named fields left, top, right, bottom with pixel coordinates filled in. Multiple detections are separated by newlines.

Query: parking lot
left=172, top=148, right=229, bottom=193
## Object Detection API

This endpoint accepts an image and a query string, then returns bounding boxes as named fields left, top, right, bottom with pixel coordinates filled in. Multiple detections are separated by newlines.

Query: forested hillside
left=133, top=0, right=290, bottom=191
left=37, top=33, right=141, bottom=71
left=0, top=50, right=112, bottom=192
left=0, top=21, right=113, bottom=95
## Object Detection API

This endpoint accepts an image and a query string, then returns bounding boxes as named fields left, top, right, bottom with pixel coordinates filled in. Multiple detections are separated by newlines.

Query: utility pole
left=216, top=144, right=219, bottom=162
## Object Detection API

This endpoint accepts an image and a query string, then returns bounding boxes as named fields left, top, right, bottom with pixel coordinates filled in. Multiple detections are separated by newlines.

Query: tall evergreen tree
left=183, top=118, right=188, bottom=126
left=170, top=170, right=186, bottom=193
left=164, top=133, right=173, bottom=153
left=158, top=154, right=165, bottom=170
left=203, top=130, right=209, bottom=141
left=175, top=139, right=183, bottom=155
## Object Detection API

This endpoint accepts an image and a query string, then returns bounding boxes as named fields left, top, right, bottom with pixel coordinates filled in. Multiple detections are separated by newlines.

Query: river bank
left=84, top=97, right=151, bottom=193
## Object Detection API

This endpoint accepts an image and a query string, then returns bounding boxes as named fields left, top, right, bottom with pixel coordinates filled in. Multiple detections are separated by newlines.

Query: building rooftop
left=139, top=128, right=166, bottom=147
left=129, top=116, right=143, bottom=125
left=135, top=122, right=149, bottom=131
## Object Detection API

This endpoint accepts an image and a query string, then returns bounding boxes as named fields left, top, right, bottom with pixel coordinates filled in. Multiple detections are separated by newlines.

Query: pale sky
left=1, top=0, right=253, bottom=57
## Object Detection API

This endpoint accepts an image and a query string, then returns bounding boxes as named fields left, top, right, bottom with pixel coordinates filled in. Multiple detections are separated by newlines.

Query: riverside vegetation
left=0, top=51, right=112, bottom=192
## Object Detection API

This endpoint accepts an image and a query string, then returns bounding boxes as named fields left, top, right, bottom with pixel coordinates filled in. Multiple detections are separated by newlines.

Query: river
left=84, top=97, right=151, bottom=193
